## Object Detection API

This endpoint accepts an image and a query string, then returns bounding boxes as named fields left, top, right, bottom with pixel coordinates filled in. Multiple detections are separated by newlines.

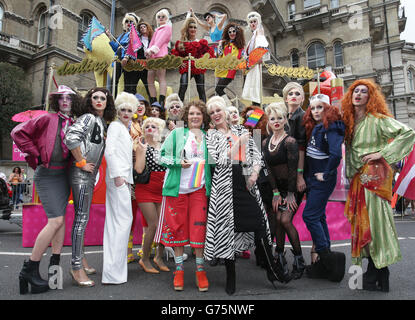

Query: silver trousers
left=69, top=167, right=97, bottom=270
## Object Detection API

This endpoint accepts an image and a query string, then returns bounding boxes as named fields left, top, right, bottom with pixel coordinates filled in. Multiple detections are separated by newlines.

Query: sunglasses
left=120, top=108, right=133, bottom=113
left=170, top=105, right=181, bottom=109
left=92, top=96, right=106, bottom=101
left=125, top=20, right=134, bottom=24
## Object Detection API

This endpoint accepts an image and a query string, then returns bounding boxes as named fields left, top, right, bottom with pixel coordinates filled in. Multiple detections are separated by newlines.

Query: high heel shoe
left=153, top=259, right=170, bottom=272
left=195, top=270, right=209, bottom=292
left=164, top=247, right=188, bottom=262
left=165, top=247, right=175, bottom=261
left=291, top=249, right=306, bottom=280
left=70, top=269, right=95, bottom=287
left=139, top=259, right=159, bottom=274
left=19, top=260, right=49, bottom=295
left=83, top=267, right=97, bottom=275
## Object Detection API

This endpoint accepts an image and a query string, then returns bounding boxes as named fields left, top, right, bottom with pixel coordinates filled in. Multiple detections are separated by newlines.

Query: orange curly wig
left=341, top=79, right=392, bottom=145
left=303, top=103, right=342, bottom=142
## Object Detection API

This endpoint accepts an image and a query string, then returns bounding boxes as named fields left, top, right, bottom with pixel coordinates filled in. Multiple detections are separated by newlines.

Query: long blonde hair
left=180, top=17, right=197, bottom=42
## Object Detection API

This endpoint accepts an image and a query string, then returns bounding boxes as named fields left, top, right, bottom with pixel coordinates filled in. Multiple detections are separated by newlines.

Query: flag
left=82, top=16, right=106, bottom=51
left=125, top=25, right=142, bottom=60
left=393, top=144, right=415, bottom=200
left=244, top=109, right=264, bottom=128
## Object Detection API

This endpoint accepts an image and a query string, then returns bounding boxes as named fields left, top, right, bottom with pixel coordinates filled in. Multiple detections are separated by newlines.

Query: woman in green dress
left=342, top=79, right=415, bottom=292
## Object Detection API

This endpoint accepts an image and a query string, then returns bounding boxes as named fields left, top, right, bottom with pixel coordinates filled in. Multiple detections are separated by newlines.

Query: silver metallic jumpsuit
left=64, top=113, right=106, bottom=270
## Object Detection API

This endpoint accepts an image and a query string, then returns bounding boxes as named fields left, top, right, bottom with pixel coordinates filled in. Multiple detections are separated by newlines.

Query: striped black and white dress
left=204, top=125, right=272, bottom=261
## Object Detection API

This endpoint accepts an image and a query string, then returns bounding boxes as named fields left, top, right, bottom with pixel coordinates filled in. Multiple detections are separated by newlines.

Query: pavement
left=1, top=209, right=415, bottom=304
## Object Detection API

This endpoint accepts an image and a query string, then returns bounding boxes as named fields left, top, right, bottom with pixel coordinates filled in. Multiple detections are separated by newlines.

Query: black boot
left=150, top=96, right=157, bottom=105
left=363, top=257, right=378, bottom=291
left=306, top=259, right=329, bottom=279
left=319, top=249, right=346, bottom=282
left=275, top=250, right=291, bottom=282
left=19, top=260, right=49, bottom=294
left=159, top=95, right=166, bottom=110
left=254, top=247, right=266, bottom=269
left=224, top=259, right=236, bottom=295
left=377, top=267, right=389, bottom=292
left=291, top=249, right=306, bottom=280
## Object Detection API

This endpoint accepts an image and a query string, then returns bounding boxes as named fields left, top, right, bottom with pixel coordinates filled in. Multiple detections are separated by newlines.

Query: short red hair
left=303, top=103, right=342, bottom=141
left=341, top=79, right=392, bottom=145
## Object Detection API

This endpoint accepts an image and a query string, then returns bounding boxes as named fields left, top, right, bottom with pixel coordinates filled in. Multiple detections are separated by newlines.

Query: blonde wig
left=122, top=12, right=140, bottom=31
left=142, top=116, right=166, bottom=141
left=156, top=9, right=171, bottom=27
left=282, top=82, right=305, bottom=105
left=114, top=92, right=139, bottom=114
left=265, top=102, right=289, bottom=134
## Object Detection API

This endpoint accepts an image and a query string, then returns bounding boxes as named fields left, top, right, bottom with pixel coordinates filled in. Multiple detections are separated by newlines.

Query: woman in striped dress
left=342, top=79, right=415, bottom=292
left=205, top=96, right=290, bottom=296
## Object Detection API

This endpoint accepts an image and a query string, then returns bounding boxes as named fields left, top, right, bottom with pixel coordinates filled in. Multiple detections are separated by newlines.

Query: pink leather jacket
left=11, top=113, right=68, bottom=169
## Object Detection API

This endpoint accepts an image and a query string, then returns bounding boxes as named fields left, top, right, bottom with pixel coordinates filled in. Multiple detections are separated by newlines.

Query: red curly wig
left=342, top=79, right=393, bottom=145
left=241, top=105, right=268, bottom=139
left=303, top=102, right=342, bottom=141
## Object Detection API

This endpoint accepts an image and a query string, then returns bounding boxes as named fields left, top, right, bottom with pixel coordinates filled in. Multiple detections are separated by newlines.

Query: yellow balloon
left=69, top=200, right=74, bottom=204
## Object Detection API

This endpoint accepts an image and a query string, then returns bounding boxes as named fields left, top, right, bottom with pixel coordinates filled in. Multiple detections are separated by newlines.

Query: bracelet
left=75, top=159, right=87, bottom=168
left=297, top=168, right=304, bottom=173
left=273, top=192, right=280, bottom=196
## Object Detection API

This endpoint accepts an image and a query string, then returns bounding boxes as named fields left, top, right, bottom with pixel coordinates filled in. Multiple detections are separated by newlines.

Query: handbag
left=133, top=165, right=150, bottom=184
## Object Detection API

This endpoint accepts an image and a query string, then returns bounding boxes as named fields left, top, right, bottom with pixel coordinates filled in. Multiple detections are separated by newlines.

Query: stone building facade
left=0, top=0, right=414, bottom=160
left=267, top=0, right=415, bottom=128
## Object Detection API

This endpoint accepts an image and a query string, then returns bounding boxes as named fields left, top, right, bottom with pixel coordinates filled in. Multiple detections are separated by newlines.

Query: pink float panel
left=22, top=204, right=143, bottom=248
left=290, top=201, right=351, bottom=242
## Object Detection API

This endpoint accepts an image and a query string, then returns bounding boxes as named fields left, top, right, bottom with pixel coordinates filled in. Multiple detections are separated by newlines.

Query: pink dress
left=147, top=24, right=172, bottom=58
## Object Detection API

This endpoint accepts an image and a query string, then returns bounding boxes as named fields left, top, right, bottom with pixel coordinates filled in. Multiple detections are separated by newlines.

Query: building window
left=333, top=41, right=343, bottom=67
left=0, top=4, right=4, bottom=32
left=37, top=10, right=47, bottom=45
left=288, top=2, right=296, bottom=20
left=408, top=69, right=415, bottom=92
left=307, top=42, right=326, bottom=69
left=78, top=12, right=93, bottom=49
left=331, top=0, right=339, bottom=9
left=304, top=0, right=321, bottom=10
left=291, top=50, right=299, bottom=67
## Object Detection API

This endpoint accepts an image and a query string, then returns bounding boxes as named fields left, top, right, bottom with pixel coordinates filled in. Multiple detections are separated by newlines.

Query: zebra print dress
left=204, top=125, right=272, bottom=261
